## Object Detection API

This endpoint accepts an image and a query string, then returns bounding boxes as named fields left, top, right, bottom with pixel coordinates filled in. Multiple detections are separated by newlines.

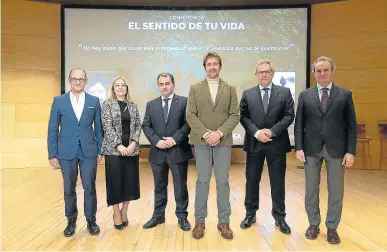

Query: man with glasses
left=47, top=68, right=103, bottom=237
left=295, top=56, right=357, bottom=244
left=239, top=60, right=294, bottom=234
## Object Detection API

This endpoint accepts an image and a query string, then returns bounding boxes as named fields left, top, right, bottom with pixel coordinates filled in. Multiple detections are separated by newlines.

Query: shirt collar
left=259, top=83, right=273, bottom=91
left=69, top=90, right=85, bottom=100
left=161, top=93, right=174, bottom=101
left=317, top=82, right=333, bottom=91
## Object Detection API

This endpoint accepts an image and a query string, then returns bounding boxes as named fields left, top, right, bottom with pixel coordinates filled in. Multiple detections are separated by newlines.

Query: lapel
left=325, top=83, right=339, bottom=113
left=65, top=92, right=80, bottom=122
left=166, top=94, right=179, bottom=126
left=311, top=85, right=324, bottom=114
left=156, top=97, right=165, bottom=123
left=254, top=85, right=265, bottom=112
left=202, top=79, right=215, bottom=109
left=265, top=84, right=278, bottom=116
left=214, top=79, right=225, bottom=109
left=79, top=92, right=88, bottom=123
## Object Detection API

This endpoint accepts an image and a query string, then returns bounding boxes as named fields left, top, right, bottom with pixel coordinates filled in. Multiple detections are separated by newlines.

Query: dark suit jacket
left=142, top=94, right=193, bottom=165
left=294, top=83, right=357, bottom=158
left=240, top=84, right=295, bottom=154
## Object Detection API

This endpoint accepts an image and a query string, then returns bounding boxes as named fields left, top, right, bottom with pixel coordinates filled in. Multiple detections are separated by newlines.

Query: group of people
left=47, top=53, right=357, bottom=245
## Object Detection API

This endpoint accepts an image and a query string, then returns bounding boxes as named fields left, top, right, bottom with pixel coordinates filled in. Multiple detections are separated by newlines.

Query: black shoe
left=240, top=215, right=256, bottom=229
left=63, top=219, right=76, bottom=237
left=123, top=220, right=129, bottom=227
left=113, top=217, right=123, bottom=230
left=178, top=218, right=191, bottom=231
left=143, top=217, right=165, bottom=229
left=87, top=219, right=100, bottom=235
left=327, top=228, right=341, bottom=244
left=275, top=220, right=291, bottom=235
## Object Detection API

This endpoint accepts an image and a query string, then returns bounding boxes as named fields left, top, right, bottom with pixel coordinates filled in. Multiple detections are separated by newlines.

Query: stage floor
left=2, top=163, right=387, bottom=251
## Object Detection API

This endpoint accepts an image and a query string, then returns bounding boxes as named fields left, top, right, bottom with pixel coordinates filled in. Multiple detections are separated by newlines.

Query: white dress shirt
left=317, top=82, right=332, bottom=101
left=161, top=93, right=174, bottom=114
left=254, top=83, right=273, bottom=140
left=70, top=91, right=85, bottom=122
left=259, top=83, right=273, bottom=101
left=161, top=93, right=176, bottom=145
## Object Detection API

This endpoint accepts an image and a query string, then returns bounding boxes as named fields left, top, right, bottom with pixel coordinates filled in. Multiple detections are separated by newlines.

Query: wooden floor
left=2, top=163, right=387, bottom=251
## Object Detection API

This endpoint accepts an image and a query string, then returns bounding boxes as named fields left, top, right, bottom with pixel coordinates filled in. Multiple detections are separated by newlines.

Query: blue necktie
left=163, top=98, right=170, bottom=122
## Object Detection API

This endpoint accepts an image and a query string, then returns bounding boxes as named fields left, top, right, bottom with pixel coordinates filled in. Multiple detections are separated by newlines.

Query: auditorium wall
left=2, top=0, right=387, bottom=169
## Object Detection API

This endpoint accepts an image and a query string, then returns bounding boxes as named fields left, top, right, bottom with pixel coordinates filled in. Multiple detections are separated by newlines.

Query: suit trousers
left=245, top=150, right=287, bottom=220
left=59, top=144, right=98, bottom=221
left=194, top=145, right=231, bottom=224
left=151, top=155, right=189, bottom=219
left=305, top=145, right=344, bottom=230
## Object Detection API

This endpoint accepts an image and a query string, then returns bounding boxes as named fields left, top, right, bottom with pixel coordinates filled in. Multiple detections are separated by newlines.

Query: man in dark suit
left=142, top=72, right=193, bottom=231
left=295, top=56, right=357, bottom=244
left=239, top=60, right=294, bottom=234
left=47, top=68, right=103, bottom=237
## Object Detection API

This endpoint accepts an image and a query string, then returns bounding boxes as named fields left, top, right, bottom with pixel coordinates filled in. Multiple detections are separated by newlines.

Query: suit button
left=321, top=132, right=323, bottom=134
left=78, top=123, right=80, bottom=126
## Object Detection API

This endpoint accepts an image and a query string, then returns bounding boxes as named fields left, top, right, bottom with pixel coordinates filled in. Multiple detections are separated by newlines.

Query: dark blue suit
left=47, top=92, right=103, bottom=221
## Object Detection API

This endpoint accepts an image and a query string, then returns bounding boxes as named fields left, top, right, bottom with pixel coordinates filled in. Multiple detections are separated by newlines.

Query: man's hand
left=49, top=158, right=60, bottom=168
left=126, top=142, right=136, bottom=155
left=156, top=140, right=168, bottom=149
left=257, top=130, right=272, bottom=143
left=261, top=128, right=273, bottom=138
left=295, top=150, right=306, bottom=163
left=163, top=137, right=176, bottom=148
left=342, top=153, right=355, bottom=168
left=97, top=154, right=103, bottom=163
left=205, top=131, right=221, bottom=146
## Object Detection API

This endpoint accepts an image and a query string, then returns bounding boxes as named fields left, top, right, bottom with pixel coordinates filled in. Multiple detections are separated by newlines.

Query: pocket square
left=88, top=106, right=95, bottom=109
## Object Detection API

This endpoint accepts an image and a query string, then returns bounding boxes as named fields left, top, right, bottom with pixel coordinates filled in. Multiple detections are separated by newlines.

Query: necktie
left=262, top=88, right=269, bottom=113
left=321, top=88, right=328, bottom=111
left=163, top=98, right=170, bottom=122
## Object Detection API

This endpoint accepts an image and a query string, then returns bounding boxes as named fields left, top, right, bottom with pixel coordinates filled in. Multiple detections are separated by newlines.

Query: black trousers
left=244, top=150, right=287, bottom=221
left=151, top=157, right=189, bottom=219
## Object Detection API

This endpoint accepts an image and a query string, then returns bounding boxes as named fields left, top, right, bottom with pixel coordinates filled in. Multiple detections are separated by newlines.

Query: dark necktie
left=262, top=88, right=269, bottom=113
left=163, top=98, right=170, bottom=122
left=321, top=88, right=328, bottom=111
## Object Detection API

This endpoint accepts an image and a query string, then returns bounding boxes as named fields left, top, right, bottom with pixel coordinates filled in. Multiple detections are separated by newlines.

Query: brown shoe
left=327, top=229, right=341, bottom=244
left=192, top=223, right=205, bottom=239
left=217, top=223, right=233, bottom=239
left=305, top=225, right=320, bottom=240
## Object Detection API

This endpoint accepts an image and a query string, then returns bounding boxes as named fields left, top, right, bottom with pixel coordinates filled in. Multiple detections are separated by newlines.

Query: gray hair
left=255, top=60, right=274, bottom=73
left=312, top=56, right=336, bottom=73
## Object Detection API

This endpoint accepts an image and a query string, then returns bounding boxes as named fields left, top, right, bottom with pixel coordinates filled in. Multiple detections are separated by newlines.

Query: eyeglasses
left=315, top=69, right=331, bottom=74
left=69, top=77, right=86, bottom=84
left=257, top=71, right=272, bottom=75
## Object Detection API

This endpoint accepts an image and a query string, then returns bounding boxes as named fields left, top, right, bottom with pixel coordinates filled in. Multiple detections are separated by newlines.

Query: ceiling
left=26, top=0, right=346, bottom=7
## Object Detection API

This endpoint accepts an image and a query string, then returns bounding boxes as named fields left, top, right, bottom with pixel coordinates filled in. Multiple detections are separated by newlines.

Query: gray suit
left=295, top=83, right=357, bottom=229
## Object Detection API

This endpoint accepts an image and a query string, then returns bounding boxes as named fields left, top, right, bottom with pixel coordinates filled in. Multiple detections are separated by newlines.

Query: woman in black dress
left=101, top=76, right=141, bottom=230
